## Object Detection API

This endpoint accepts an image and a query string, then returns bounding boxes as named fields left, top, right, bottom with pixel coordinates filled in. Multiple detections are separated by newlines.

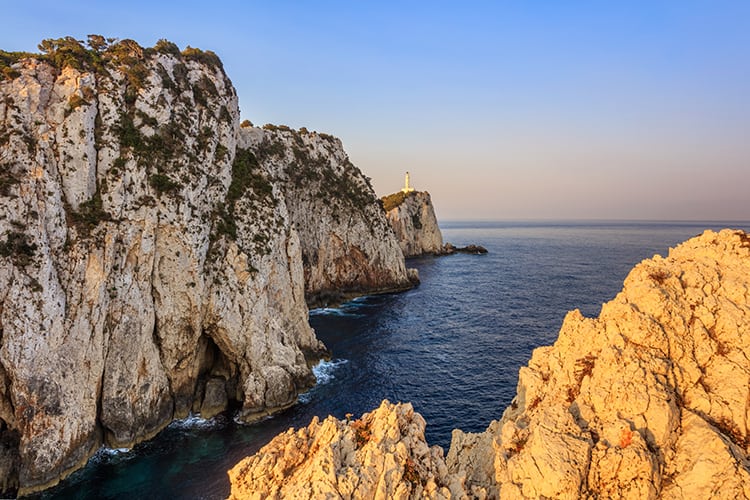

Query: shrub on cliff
left=0, top=50, right=34, bottom=80
left=381, top=191, right=411, bottom=212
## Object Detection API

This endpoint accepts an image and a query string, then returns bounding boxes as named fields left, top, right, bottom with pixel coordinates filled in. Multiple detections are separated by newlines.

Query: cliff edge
left=228, top=229, right=750, bottom=499
left=382, top=190, right=444, bottom=257
left=0, top=37, right=411, bottom=496
left=241, top=125, right=414, bottom=306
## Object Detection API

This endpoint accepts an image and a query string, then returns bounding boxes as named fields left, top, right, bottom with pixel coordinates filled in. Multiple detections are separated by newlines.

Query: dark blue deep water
left=41, top=221, right=750, bottom=499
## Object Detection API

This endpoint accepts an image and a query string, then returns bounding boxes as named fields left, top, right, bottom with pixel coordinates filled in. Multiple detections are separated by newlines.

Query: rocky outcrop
left=442, top=243, right=488, bottom=255
left=0, top=36, right=421, bottom=496
left=240, top=125, right=414, bottom=306
left=382, top=190, right=444, bottom=257
left=228, top=229, right=750, bottom=498
left=228, top=400, right=468, bottom=499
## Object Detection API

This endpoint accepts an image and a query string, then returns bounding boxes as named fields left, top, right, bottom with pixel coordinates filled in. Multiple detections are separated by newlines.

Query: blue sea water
left=40, top=221, right=750, bottom=499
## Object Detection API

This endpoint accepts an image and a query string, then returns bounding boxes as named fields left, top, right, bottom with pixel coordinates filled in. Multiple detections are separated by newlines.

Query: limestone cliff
left=0, top=36, right=409, bottom=496
left=228, top=229, right=750, bottom=499
left=240, top=125, right=415, bottom=306
left=382, top=190, right=444, bottom=257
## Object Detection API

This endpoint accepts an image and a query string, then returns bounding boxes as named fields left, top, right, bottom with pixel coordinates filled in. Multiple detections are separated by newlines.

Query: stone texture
left=383, top=190, right=444, bottom=257
left=239, top=126, right=414, bottom=306
left=229, top=229, right=750, bottom=499
left=228, top=400, right=468, bottom=500
left=0, top=39, right=412, bottom=495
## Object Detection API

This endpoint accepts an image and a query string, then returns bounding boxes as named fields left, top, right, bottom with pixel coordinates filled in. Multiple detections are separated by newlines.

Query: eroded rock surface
left=229, top=229, right=750, bottom=499
left=0, top=38, right=410, bottom=495
left=382, top=190, right=444, bottom=257
left=452, top=228, right=750, bottom=499
left=228, top=400, right=468, bottom=499
left=240, top=125, right=414, bottom=306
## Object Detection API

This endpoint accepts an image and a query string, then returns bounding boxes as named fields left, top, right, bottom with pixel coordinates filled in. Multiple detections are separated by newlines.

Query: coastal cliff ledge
left=0, top=36, right=412, bottom=496
left=228, top=229, right=750, bottom=499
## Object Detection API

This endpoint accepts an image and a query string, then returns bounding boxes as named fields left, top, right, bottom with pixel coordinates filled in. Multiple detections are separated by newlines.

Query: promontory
left=229, top=229, right=750, bottom=499
left=0, top=36, right=414, bottom=496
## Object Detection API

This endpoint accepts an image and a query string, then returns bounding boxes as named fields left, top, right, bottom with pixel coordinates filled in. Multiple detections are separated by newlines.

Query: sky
left=3, top=1, right=749, bottom=221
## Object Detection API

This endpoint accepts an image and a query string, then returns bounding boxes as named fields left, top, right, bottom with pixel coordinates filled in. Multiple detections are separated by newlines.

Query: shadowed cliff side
left=228, top=229, right=750, bottom=499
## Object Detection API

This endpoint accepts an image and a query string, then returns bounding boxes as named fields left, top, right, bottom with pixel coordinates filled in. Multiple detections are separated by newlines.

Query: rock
left=200, top=377, right=229, bottom=420
left=240, top=126, right=415, bottom=307
left=227, top=400, right=468, bottom=499
left=441, top=243, right=488, bottom=255
left=229, top=229, right=750, bottom=499
left=0, top=38, right=410, bottom=495
left=382, top=190, right=444, bottom=257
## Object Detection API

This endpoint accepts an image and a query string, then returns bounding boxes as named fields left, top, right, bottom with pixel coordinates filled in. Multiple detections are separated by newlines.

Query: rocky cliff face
left=0, top=37, right=408, bottom=496
left=239, top=125, right=414, bottom=306
left=228, top=400, right=467, bottom=499
left=382, top=190, right=444, bottom=257
left=228, top=229, right=750, bottom=499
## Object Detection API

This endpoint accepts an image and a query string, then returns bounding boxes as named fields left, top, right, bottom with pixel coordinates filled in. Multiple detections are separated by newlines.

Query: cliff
left=0, top=37, right=409, bottom=496
left=240, top=125, right=414, bottom=306
left=228, top=229, right=750, bottom=499
left=382, top=190, right=444, bottom=257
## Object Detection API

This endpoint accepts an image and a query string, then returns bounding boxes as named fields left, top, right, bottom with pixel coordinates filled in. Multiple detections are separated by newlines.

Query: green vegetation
left=149, top=174, right=180, bottom=194
left=262, top=123, right=293, bottom=132
left=0, top=231, right=37, bottom=267
left=0, top=50, right=34, bottom=80
left=256, top=137, right=286, bottom=159
left=381, top=191, right=412, bottom=212
left=66, top=94, right=88, bottom=115
left=228, top=149, right=273, bottom=203
left=214, top=143, right=229, bottom=162
left=154, top=39, right=180, bottom=57
left=0, top=169, right=20, bottom=196
left=70, top=191, right=111, bottom=236
left=116, top=113, right=186, bottom=172
left=37, top=36, right=97, bottom=71
left=214, top=148, right=276, bottom=242
left=181, top=46, right=223, bottom=70
left=411, top=212, right=422, bottom=229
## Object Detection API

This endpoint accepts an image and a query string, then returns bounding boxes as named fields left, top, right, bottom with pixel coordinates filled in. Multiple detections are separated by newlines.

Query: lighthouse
left=401, top=171, right=415, bottom=193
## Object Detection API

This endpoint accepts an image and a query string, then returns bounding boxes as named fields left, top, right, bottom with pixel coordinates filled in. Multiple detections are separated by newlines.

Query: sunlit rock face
left=228, top=400, right=470, bottom=499
left=382, top=190, right=444, bottom=257
left=229, top=229, right=750, bottom=499
left=0, top=38, right=410, bottom=495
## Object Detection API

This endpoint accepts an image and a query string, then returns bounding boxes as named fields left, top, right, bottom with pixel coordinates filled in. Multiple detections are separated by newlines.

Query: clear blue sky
left=4, top=1, right=749, bottom=220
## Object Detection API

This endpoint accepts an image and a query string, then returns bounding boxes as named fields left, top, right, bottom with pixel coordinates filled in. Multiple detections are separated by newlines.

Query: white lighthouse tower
left=401, top=171, right=415, bottom=193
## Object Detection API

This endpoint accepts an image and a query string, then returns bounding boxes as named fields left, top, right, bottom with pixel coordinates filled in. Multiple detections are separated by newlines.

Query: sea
left=39, top=220, right=750, bottom=499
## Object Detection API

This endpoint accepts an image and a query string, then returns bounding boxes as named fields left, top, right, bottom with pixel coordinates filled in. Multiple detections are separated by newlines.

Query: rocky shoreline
left=0, top=37, right=415, bottom=496
left=229, top=229, right=750, bottom=499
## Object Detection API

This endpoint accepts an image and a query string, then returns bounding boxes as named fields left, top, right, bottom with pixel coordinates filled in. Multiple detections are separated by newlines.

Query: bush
left=0, top=50, right=33, bottom=81
left=181, top=46, right=223, bottom=70
left=67, top=94, right=88, bottom=114
left=38, top=37, right=92, bottom=71
left=149, top=174, right=180, bottom=194
left=154, top=39, right=180, bottom=57
left=381, top=191, right=410, bottom=212
left=0, top=231, right=37, bottom=266
left=70, top=191, right=111, bottom=236
left=240, top=119, right=253, bottom=128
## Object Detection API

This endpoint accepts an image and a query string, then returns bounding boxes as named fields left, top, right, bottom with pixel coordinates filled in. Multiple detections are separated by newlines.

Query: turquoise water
left=39, top=221, right=750, bottom=499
